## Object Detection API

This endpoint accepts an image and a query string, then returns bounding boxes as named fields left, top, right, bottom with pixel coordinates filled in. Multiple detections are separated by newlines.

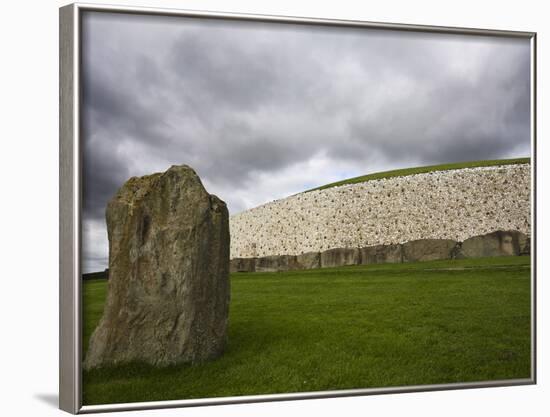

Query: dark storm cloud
left=81, top=12, right=531, bottom=272
left=346, top=41, right=531, bottom=164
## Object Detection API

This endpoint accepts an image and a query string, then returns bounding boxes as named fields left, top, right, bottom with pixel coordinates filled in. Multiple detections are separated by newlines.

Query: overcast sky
left=81, top=11, right=531, bottom=273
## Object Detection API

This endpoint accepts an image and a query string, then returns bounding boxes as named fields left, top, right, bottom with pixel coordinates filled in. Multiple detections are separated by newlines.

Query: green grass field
left=83, top=256, right=531, bottom=405
left=306, top=157, right=530, bottom=192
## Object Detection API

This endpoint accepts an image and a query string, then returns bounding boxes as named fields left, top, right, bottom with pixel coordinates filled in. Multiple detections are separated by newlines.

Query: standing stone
left=84, top=165, right=230, bottom=369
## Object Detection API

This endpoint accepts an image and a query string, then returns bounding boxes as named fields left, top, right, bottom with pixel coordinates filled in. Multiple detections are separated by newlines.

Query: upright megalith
left=84, top=165, right=230, bottom=370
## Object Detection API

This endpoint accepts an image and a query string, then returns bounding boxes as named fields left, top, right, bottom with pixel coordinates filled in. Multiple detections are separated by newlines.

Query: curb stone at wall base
left=230, top=165, right=530, bottom=260
left=229, top=230, right=530, bottom=273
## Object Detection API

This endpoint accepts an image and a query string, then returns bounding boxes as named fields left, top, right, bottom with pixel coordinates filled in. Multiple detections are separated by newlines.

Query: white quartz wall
left=229, top=164, right=531, bottom=259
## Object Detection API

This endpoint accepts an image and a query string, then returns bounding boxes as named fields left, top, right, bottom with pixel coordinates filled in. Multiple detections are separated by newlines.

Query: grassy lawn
left=307, top=157, right=530, bottom=192
left=83, top=256, right=531, bottom=405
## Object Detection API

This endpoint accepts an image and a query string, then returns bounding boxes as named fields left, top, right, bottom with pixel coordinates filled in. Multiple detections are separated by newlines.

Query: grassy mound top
left=307, top=157, right=530, bottom=192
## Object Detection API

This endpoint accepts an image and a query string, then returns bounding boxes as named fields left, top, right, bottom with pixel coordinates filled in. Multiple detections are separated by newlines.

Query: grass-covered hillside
left=83, top=256, right=531, bottom=405
left=308, top=157, right=530, bottom=192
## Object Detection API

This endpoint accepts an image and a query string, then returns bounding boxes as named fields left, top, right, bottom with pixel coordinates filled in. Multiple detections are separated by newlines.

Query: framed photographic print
left=59, top=2, right=536, bottom=414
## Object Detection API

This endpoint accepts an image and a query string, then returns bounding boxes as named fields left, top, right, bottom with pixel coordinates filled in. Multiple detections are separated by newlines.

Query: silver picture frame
left=59, top=2, right=537, bottom=414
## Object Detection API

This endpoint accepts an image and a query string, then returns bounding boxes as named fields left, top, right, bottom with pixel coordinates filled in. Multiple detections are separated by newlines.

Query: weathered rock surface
left=320, top=248, right=360, bottom=268
left=360, top=244, right=402, bottom=265
left=84, top=165, right=230, bottom=370
left=518, top=234, right=531, bottom=256
left=296, top=251, right=321, bottom=270
left=402, top=239, right=457, bottom=262
left=459, top=230, right=527, bottom=258
left=255, top=255, right=298, bottom=272
left=230, top=257, right=256, bottom=273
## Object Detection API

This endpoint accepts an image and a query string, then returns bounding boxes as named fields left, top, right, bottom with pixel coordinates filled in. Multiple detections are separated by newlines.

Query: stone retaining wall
left=230, top=230, right=530, bottom=273
left=230, top=164, right=531, bottom=259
